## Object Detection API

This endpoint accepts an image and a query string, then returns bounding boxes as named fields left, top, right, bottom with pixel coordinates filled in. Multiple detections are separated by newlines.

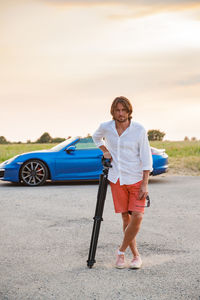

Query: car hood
left=25, top=149, right=51, bottom=154
left=16, top=149, right=53, bottom=159
left=0, top=150, right=52, bottom=166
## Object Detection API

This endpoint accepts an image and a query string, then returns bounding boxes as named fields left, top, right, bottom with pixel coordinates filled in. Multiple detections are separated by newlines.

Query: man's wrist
left=142, top=170, right=150, bottom=184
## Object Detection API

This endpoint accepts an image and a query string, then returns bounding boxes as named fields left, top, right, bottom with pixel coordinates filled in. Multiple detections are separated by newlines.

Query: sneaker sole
left=129, top=264, right=142, bottom=269
left=115, top=265, right=126, bottom=269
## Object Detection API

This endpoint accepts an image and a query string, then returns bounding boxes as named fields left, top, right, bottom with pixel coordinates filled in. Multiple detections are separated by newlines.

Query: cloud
left=43, top=0, right=200, bottom=19
left=44, top=0, right=199, bottom=4
left=177, top=75, right=200, bottom=86
left=44, top=0, right=200, bottom=9
left=109, top=3, right=200, bottom=20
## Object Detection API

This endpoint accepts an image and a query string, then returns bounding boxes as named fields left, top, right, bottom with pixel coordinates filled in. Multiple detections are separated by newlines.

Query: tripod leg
left=87, top=220, right=102, bottom=268
left=87, top=175, right=108, bottom=268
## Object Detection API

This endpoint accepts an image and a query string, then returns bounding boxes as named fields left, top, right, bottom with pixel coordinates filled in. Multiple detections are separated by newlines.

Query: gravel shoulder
left=0, top=175, right=200, bottom=300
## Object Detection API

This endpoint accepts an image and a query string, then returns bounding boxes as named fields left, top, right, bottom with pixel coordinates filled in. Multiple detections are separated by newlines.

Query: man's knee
left=131, top=212, right=143, bottom=223
left=121, top=212, right=130, bottom=225
left=121, top=212, right=129, bottom=220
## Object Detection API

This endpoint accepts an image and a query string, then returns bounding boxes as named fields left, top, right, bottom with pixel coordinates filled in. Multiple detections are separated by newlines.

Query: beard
left=115, top=116, right=129, bottom=123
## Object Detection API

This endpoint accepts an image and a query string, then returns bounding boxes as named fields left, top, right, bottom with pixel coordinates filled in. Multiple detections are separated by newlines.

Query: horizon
left=1, top=131, right=199, bottom=143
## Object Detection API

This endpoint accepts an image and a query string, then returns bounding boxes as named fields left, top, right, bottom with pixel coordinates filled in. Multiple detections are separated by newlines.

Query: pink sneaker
left=115, top=253, right=126, bottom=269
left=129, top=256, right=142, bottom=269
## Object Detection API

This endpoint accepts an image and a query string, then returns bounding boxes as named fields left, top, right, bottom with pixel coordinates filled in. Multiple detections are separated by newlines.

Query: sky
left=0, top=0, right=200, bottom=142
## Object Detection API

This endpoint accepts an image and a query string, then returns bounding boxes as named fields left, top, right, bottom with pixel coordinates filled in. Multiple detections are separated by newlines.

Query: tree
left=191, top=137, right=197, bottom=141
left=51, top=137, right=65, bottom=143
left=36, top=132, right=52, bottom=143
left=147, top=129, right=165, bottom=141
left=0, top=136, right=9, bottom=144
left=184, top=136, right=189, bottom=141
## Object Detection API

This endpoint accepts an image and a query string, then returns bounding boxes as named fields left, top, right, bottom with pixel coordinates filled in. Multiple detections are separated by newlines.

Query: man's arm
left=92, top=124, right=112, bottom=159
left=99, top=145, right=112, bottom=159
left=139, top=170, right=150, bottom=200
left=138, top=129, right=152, bottom=200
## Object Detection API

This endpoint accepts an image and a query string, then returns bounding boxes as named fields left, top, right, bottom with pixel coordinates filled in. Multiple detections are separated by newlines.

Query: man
left=92, top=96, right=152, bottom=269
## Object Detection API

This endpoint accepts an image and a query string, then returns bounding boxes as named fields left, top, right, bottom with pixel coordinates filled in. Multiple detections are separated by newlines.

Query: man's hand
left=99, top=146, right=112, bottom=160
left=139, top=183, right=148, bottom=200
left=103, top=151, right=112, bottom=160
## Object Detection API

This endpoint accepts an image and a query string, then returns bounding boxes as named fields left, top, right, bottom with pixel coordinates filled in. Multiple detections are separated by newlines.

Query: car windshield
left=75, top=139, right=97, bottom=149
left=50, top=137, right=79, bottom=152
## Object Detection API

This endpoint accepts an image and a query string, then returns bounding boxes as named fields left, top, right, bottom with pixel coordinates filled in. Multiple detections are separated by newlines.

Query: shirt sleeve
left=139, top=129, right=153, bottom=172
left=92, top=123, right=106, bottom=148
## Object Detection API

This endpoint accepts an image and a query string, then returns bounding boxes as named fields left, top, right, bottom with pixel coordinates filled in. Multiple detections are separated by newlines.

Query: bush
left=51, top=137, right=66, bottom=143
left=0, top=136, right=9, bottom=144
left=148, top=129, right=165, bottom=141
left=191, top=137, right=197, bottom=141
left=36, top=132, right=52, bottom=143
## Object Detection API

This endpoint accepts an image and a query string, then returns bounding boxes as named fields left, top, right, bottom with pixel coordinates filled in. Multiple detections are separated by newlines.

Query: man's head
left=110, top=96, right=133, bottom=122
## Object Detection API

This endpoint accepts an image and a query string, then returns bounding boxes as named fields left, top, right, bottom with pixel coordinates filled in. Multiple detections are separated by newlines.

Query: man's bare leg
left=119, top=212, right=143, bottom=253
left=121, top=212, right=140, bottom=257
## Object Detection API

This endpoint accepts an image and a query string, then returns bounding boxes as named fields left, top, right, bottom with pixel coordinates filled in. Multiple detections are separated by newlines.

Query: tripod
left=87, top=158, right=112, bottom=268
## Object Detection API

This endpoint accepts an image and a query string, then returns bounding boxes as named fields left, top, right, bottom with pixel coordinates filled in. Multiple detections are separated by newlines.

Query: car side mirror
left=66, top=145, right=76, bottom=154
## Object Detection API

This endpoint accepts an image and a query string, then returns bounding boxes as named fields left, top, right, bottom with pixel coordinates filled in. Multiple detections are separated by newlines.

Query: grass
left=0, top=143, right=56, bottom=163
left=150, top=141, right=200, bottom=176
left=150, top=141, right=200, bottom=157
left=0, top=141, right=200, bottom=176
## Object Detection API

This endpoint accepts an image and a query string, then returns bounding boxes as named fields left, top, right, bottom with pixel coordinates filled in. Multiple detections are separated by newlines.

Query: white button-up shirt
left=92, top=120, right=153, bottom=185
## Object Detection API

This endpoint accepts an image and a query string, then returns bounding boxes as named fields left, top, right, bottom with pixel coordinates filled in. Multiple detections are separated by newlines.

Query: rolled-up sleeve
left=92, top=123, right=105, bottom=148
left=139, top=129, right=153, bottom=171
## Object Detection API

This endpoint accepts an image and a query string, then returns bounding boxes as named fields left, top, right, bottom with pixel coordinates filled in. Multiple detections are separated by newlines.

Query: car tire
left=20, top=159, right=48, bottom=186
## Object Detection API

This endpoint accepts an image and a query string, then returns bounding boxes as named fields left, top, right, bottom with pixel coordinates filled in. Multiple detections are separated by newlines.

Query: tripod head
left=102, top=158, right=112, bottom=176
left=102, top=157, right=112, bottom=168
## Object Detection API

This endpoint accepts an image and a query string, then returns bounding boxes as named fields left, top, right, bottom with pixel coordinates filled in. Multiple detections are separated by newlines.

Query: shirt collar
left=111, top=119, right=133, bottom=137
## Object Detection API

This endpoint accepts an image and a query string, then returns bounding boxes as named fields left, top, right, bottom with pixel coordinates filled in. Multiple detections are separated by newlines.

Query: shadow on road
left=149, top=175, right=172, bottom=184
left=0, top=180, right=99, bottom=188
left=0, top=175, right=172, bottom=188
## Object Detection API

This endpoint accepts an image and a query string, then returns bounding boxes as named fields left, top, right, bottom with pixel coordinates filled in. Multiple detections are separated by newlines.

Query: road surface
left=0, top=175, right=199, bottom=299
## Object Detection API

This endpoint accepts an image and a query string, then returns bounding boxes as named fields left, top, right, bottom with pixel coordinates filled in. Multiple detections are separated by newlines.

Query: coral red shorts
left=110, top=179, right=146, bottom=214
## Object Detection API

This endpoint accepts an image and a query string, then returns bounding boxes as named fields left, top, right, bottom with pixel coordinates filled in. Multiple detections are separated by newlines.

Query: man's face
left=113, top=103, right=129, bottom=123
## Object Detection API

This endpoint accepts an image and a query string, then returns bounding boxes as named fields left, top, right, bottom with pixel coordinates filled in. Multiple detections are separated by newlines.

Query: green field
left=150, top=141, right=200, bottom=175
left=150, top=141, right=200, bottom=157
left=0, top=141, right=200, bottom=175
left=0, top=144, right=57, bottom=163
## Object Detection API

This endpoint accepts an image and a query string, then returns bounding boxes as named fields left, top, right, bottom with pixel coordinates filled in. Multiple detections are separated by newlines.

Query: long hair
left=110, top=96, right=133, bottom=120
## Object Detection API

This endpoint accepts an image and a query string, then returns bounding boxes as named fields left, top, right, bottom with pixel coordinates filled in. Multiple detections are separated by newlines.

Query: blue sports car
left=0, top=137, right=168, bottom=186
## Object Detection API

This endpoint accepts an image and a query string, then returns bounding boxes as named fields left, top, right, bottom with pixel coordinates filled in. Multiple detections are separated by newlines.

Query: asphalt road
left=0, top=175, right=200, bottom=300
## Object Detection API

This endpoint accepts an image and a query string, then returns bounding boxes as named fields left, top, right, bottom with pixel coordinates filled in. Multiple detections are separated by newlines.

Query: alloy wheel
left=21, top=160, right=48, bottom=186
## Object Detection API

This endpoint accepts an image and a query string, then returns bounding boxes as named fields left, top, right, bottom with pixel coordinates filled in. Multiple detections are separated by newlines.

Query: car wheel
left=20, top=160, right=48, bottom=186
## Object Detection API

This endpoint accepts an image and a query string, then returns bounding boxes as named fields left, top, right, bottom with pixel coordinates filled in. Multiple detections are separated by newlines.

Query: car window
left=75, top=138, right=97, bottom=149
left=50, top=137, right=78, bottom=151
